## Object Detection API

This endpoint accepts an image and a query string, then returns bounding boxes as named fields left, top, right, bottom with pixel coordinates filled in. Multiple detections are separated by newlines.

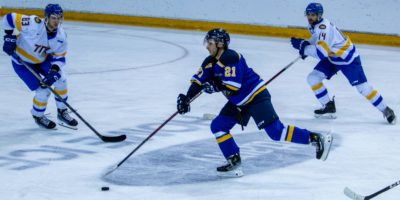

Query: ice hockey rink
left=0, top=20, right=399, bottom=200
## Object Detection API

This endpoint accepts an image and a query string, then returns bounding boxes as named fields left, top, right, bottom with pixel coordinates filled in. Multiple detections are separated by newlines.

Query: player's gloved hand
left=177, top=93, right=190, bottom=114
left=42, top=65, right=61, bottom=86
left=3, top=34, right=17, bottom=56
left=203, top=82, right=220, bottom=94
left=290, top=37, right=310, bottom=59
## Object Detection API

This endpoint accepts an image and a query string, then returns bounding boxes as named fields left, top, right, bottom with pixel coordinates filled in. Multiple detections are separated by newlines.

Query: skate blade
left=35, top=123, right=58, bottom=130
left=36, top=125, right=58, bottom=130
left=315, top=113, right=337, bottom=119
left=320, top=134, right=333, bottom=161
left=217, top=167, right=244, bottom=178
left=58, top=122, right=78, bottom=130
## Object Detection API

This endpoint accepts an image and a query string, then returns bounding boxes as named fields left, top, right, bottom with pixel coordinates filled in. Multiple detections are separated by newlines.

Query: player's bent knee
left=35, top=87, right=51, bottom=100
left=307, top=70, right=326, bottom=86
left=210, top=115, right=237, bottom=134
left=264, top=119, right=285, bottom=141
left=53, top=77, right=67, bottom=89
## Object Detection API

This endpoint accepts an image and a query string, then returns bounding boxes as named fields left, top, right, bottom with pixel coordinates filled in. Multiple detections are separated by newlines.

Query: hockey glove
left=177, top=93, right=190, bottom=114
left=290, top=37, right=310, bottom=59
left=42, top=65, right=61, bottom=86
left=3, top=34, right=17, bottom=56
left=202, top=82, right=220, bottom=94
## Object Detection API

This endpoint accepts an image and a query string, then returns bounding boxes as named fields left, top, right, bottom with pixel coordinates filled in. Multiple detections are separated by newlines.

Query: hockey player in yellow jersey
left=2, top=4, right=78, bottom=129
left=290, top=2, right=396, bottom=124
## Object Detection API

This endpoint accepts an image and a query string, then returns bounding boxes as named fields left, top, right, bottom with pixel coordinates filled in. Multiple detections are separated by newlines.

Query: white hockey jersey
left=2, top=13, right=67, bottom=67
left=304, top=18, right=358, bottom=65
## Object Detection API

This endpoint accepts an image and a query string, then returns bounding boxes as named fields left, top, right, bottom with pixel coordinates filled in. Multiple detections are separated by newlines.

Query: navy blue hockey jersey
left=191, top=49, right=266, bottom=106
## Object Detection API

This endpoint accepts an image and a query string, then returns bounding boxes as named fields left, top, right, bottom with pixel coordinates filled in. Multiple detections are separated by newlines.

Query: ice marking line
left=0, top=25, right=189, bottom=77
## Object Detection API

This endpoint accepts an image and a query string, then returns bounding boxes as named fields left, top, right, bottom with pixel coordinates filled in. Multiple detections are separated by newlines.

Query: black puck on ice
left=101, top=186, right=110, bottom=191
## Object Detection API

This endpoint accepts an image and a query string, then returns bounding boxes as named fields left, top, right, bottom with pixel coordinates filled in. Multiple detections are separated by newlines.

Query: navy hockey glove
left=290, top=37, right=310, bottom=59
left=202, top=82, right=220, bottom=94
left=3, top=34, right=17, bottom=56
left=42, top=65, right=61, bottom=86
left=177, top=93, right=190, bottom=114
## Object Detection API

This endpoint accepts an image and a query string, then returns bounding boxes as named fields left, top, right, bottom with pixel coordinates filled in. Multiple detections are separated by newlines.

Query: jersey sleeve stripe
left=190, top=78, right=202, bottom=86
left=52, top=52, right=67, bottom=57
left=204, top=63, right=213, bottom=69
left=217, top=61, right=225, bottom=67
left=242, top=85, right=267, bottom=106
left=336, top=38, right=352, bottom=57
left=16, top=46, right=43, bottom=64
left=317, top=41, right=333, bottom=56
left=6, top=14, right=15, bottom=28
left=225, top=84, right=240, bottom=91
left=329, top=46, right=356, bottom=62
left=15, top=14, right=23, bottom=31
left=223, top=80, right=241, bottom=88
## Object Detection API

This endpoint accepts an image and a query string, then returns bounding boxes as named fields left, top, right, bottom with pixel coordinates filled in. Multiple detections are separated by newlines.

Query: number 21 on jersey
left=225, top=66, right=236, bottom=77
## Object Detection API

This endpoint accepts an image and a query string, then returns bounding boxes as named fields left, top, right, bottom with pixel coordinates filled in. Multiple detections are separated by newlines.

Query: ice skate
left=383, top=107, right=396, bottom=124
left=57, top=109, right=78, bottom=129
left=217, top=153, right=244, bottom=177
left=310, top=132, right=333, bottom=161
left=314, top=99, right=336, bottom=119
left=33, top=115, right=57, bottom=129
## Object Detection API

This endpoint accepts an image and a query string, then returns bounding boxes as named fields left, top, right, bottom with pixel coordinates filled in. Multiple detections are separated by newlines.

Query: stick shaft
left=19, top=59, right=125, bottom=142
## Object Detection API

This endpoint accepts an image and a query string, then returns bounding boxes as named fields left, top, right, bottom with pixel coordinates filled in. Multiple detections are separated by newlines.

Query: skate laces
left=59, top=109, right=73, bottom=121
left=311, top=135, right=321, bottom=150
left=38, top=114, right=53, bottom=125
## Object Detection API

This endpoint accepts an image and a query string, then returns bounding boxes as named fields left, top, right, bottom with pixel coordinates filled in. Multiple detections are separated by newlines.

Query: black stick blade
left=101, top=134, right=127, bottom=143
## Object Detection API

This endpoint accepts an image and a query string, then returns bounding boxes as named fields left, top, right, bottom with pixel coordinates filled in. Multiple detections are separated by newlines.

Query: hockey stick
left=104, top=56, right=301, bottom=175
left=18, top=58, right=126, bottom=143
left=344, top=180, right=400, bottom=200
left=104, top=91, right=203, bottom=176
left=264, top=56, right=301, bottom=85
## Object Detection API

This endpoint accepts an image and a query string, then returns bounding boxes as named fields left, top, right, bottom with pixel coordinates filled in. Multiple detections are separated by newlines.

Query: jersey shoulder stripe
left=219, top=49, right=240, bottom=66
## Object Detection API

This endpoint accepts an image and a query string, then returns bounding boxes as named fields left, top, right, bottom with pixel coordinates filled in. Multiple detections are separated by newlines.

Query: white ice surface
left=0, top=20, right=399, bottom=200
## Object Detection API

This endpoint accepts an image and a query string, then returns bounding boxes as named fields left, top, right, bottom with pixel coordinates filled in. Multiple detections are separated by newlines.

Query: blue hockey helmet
left=305, top=2, right=323, bottom=17
left=44, top=4, right=64, bottom=18
left=204, top=28, right=230, bottom=49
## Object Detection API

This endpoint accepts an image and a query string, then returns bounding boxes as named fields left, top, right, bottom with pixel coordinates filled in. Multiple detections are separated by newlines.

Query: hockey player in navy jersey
left=177, top=28, right=333, bottom=177
left=2, top=4, right=78, bottom=129
left=290, top=2, right=396, bottom=124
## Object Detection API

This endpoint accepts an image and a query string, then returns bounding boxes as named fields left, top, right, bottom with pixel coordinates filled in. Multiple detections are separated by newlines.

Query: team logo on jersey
left=319, top=24, right=327, bottom=29
left=35, top=17, right=42, bottom=24
left=22, top=18, right=30, bottom=26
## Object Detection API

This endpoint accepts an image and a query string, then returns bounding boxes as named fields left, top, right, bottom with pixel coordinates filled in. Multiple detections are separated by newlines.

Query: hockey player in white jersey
left=2, top=4, right=78, bottom=129
left=290, top=2, right=396, bottom=124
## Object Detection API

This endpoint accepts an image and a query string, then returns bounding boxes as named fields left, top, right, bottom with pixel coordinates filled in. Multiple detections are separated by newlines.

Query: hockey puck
left=101, top=186, right=109, bottom=191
